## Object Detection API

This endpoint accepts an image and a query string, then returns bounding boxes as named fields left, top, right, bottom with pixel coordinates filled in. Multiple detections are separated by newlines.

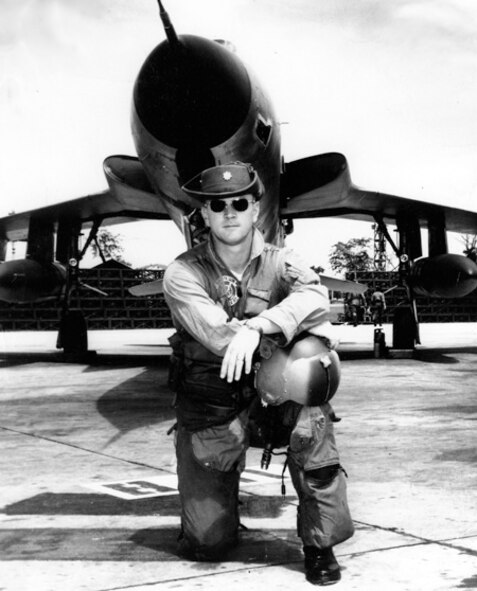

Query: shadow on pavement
left=132, top=526, right=303, bottom=566
left=3, top=492, right=296, bottom=519
left=1, top=492, right=302, bottom=567
left=413, top=347, right=477, bottom=363
left=3, top=492, right=181, bottom=516
left=0, top=525, right=302, bottom=565
left=95, top=367, right=175, bottom=446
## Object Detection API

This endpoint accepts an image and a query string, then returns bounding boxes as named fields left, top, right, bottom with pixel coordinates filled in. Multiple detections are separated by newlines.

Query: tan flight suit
left=163, top=230, right=354, bottom=560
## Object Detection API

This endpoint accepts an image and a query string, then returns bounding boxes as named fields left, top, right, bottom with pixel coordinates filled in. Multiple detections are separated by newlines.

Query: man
left=370, top=286, right=387, bottom=326
left=163, top=162, right=354, bottom=585
left=347, top=292, right=366, bottom=326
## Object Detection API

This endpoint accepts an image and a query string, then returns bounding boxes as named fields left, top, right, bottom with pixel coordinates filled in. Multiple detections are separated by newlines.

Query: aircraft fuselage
left=131, top=34, right=282, bottom=244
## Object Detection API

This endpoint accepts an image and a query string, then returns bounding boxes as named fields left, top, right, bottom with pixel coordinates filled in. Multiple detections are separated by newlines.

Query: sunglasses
left=207, top=198, right=255, bottom=213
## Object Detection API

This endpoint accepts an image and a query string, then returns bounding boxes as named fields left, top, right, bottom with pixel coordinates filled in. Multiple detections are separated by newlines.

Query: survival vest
left=169, top=237, right=287, bottom=431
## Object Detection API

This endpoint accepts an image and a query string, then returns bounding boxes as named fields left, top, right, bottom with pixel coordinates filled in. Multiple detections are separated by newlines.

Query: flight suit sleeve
left=257, top=248, right=331, bottom=344
left=163, top=260, right=242, bottom=356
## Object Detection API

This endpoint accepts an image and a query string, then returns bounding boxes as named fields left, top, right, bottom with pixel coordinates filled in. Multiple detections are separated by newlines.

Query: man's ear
left=201, top=205, right=210, bottom=227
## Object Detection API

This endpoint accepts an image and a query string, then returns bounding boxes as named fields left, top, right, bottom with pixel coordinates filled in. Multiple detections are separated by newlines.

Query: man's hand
left=220, top=325, right=261, bottom=383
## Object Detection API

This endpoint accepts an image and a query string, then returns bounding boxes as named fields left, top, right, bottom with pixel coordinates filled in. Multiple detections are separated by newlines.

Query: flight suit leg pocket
left=190, top=414, right=247, bottom=473
left=289, top=406, right=315, bottom=456
left=289, top=405, right=340, bottom=470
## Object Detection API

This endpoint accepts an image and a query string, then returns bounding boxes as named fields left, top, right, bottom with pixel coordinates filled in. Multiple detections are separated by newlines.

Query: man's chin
left=215, top=230, right=251, bottom=246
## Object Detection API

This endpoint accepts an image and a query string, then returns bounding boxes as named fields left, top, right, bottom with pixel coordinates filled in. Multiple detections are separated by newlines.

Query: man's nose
left=224, top=204, right=236, bottom=217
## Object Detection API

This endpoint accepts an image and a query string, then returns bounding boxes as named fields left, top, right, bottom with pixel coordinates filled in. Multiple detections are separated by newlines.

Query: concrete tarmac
left=0, top=324, right=476, bottom=590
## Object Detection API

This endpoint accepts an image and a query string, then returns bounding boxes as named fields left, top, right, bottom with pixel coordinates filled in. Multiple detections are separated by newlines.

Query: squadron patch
left=221, top=275, right=240, bottom=306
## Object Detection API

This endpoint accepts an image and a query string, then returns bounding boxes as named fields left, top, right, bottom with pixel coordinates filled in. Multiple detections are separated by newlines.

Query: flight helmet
left=255, top=334, right=341, bottom=406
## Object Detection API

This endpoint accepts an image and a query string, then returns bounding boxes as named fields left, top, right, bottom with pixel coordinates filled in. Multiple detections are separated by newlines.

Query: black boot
left=304, top=546, right=341, bottom=586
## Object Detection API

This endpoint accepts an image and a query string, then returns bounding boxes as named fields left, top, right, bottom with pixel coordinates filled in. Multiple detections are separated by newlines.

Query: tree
left=329, top=237, right=373, bottom=277
left=461, top=234, right=477, bottom=262
left=89, top=229, right=130, bottom=266
left=311, top=265, right=325, bottom=274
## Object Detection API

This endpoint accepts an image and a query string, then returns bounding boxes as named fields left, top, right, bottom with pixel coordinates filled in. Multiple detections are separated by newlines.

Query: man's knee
left=179, top=493, right=239, bottom=560
left=178, top=524, right=238, bottom=561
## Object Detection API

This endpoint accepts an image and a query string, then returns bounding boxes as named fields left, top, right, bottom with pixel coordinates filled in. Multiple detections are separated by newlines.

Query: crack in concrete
left=353, top=519, right=477, bottom=557
left=0, top=425, right=173, bottom=474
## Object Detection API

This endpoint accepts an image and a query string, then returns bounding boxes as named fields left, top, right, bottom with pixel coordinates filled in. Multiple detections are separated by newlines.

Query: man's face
left=201, top=195, right=259, bottom=246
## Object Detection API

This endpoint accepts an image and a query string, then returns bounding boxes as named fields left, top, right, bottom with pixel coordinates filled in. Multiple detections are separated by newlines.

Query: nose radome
left=133, top=35, right=251, bottom=149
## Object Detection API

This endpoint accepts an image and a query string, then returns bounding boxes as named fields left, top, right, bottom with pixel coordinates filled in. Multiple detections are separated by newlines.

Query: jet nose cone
left=133, top=35, right=251, bottom=148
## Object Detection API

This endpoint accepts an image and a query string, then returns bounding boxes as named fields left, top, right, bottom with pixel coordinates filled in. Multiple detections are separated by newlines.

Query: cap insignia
left=223, top=171, right=232, bottom=181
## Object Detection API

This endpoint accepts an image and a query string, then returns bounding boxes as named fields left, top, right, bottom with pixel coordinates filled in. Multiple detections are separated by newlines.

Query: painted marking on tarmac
left=85, top=476, right=178, bottom=499
left=83, top=465, right=291, bottom=500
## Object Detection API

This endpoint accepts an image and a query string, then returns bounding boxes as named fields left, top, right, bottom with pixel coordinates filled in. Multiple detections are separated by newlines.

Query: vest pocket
left=245, top=287, right=271, bottom=316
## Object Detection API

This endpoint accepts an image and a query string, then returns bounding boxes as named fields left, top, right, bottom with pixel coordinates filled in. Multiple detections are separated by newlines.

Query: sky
left=1, top=0, right=476, bottom=270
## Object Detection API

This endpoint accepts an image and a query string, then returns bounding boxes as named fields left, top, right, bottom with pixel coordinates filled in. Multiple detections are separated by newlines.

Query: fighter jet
left=0, top=0, right=476, bottom=354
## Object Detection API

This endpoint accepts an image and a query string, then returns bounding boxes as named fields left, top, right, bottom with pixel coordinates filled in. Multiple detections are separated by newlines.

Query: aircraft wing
left=319, top=275, right=367, bottom=294
left=129, top=278, right=164, bottom=296
left=280, top=153, right=477, bottom=233
left=128, top=274, right=366, bottom=297
left=0, top=160, right=169, bottom=243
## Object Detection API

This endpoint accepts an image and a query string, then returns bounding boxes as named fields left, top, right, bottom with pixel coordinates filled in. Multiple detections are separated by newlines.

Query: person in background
left=370, top=286, right=387, bottom=326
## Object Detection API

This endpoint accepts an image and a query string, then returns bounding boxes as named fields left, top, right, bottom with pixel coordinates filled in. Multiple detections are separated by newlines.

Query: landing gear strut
left=54, top=221, right=106, bottom=361
left=392, top=306, right=417, bottom=349
left=57, top=309, right=89, bottom=358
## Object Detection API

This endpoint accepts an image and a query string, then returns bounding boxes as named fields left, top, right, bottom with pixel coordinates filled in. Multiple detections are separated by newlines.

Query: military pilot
left=163, top=162, right=354, bottom=585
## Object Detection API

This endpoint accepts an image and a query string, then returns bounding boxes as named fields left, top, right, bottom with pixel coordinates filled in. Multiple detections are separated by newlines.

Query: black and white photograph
left=1, top=1, right=476, bottom=589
